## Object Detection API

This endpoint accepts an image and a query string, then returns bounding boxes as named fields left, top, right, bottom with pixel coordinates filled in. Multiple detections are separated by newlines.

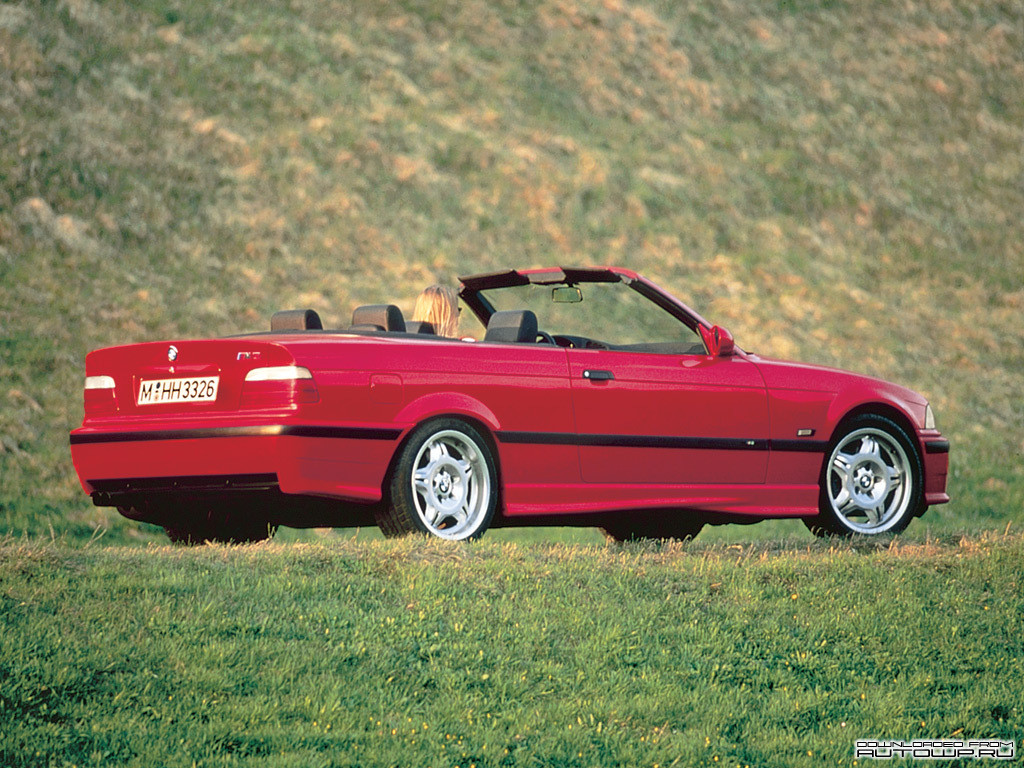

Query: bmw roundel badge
left=167, top=345, right=178, bottom=362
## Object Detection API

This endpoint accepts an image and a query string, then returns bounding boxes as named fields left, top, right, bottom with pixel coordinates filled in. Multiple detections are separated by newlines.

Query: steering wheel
left=536, top=331, right=556, bottom=345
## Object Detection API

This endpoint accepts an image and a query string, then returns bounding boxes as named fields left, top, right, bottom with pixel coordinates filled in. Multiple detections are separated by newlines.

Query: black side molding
left=924, top=440, right=950, bottom=454
left=70, top=425, right=402, bottom=445
left=496, top=431, right=828, bottom=453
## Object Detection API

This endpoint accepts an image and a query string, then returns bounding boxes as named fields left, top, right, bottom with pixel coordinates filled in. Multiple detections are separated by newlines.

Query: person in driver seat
left=412, top=284, right=460, bottom=338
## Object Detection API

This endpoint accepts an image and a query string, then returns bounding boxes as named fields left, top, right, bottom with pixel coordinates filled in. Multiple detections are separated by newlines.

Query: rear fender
left=394, top=392, right=501, bottom=434
left=383, top=393, right=504, bottom=513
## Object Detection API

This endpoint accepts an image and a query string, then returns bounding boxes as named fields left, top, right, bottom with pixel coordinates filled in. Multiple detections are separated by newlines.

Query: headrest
left=484, top=310, right=538, bottom=343
left=271, top=309, right=323, bottom=331
left=350, top=304, right=406, bottom=332
left=406, top=320, right=436, bottom=335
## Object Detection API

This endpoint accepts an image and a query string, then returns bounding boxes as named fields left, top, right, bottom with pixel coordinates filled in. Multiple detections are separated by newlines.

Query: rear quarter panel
left=280, top=335, right=577, bottom=505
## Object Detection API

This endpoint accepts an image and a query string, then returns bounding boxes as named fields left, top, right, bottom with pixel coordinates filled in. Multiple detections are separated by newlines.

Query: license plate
left=138, top=377, right=219, bottom=405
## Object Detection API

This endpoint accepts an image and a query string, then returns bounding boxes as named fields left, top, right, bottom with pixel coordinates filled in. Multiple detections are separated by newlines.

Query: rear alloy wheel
left=603, top=515, right=704, bottom=543
left=378, top=419, right=498, bottom=541
left=804, top=414, right=923, bottom=537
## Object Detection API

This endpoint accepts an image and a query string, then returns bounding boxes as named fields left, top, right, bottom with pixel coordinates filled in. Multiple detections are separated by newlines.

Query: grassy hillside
left=2, top=535, right=1022, bottom=767
left=1, top=0, right=1021, bottom=539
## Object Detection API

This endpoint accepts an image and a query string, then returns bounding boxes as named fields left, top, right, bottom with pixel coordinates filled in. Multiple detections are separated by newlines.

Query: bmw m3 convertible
left=70, top=266, right=949, bottom=542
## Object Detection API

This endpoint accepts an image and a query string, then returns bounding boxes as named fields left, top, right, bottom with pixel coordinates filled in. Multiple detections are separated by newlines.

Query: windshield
left=478, top=281, right=706, bottom=354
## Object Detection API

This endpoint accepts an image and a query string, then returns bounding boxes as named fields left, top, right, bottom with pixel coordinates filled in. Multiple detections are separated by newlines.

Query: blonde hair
left=413, top=284, right=459, bottom=337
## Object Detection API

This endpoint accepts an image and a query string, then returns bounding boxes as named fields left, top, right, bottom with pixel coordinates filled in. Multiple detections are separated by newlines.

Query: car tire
left=378, top=418, right=499, bottom=541
left=602, top=514, right=704, bottom=542
left=804, top=414, right=923, bottom=538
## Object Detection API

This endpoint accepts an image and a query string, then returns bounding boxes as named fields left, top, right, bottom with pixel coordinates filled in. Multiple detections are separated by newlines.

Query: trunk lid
left=84, top=339, right=296, bottom=418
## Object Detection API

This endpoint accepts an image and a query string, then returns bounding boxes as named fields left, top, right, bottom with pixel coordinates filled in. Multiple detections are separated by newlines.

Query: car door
left=567, top=348, right=769, bottom=485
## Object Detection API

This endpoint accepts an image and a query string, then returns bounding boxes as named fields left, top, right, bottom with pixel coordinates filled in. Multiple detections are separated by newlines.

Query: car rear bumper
left=70, top=423, right=404, bottom=506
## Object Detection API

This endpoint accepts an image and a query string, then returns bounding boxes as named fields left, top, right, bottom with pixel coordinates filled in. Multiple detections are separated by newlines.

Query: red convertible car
left=70, top=267, right=949, bottom=543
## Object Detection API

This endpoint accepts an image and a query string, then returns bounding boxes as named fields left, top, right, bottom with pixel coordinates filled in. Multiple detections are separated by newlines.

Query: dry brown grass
left=0, top=0, right=1021, bottom=539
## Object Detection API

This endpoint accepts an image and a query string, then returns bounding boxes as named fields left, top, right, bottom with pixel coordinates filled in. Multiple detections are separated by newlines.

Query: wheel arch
left=380, top=411, right=504, bottom=510
left=825, top=403, right=926, bottom=520
left=807, top=404, right=927, bottom=536
left=826, top=402, right=920, bottom=453
left=394, top=392, right=501, bottom=434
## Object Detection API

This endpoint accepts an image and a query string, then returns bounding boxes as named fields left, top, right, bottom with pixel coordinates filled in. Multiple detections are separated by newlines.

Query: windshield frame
left=458, top=267, right=713, bottom=352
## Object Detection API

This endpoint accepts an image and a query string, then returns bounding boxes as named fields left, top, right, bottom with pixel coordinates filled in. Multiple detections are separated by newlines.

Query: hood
left=747, top=354, right=929, bottom=407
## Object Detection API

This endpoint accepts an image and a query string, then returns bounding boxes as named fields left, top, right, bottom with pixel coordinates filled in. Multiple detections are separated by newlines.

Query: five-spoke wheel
left=378, top=418, right=498, bottom=540
left=805, top=414, right=923, bottom=537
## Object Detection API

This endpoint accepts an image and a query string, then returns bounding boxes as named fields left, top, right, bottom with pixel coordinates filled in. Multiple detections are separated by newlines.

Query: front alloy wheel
left=805, top=414, right=923, bottom=537
left=378, top=418, right=498, bottom=540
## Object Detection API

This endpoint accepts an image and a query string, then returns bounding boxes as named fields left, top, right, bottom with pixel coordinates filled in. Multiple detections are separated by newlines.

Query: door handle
left=582, top=369, right=615, bottom=381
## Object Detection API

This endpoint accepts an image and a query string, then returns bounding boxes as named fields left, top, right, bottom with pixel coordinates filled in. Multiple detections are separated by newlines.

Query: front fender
left=825, top=388, right=927, bottom=439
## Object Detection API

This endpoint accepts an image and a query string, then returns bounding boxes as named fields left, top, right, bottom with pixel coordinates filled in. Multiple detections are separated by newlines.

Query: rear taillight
left=240, top=366, right=318, bottom=409
left=84, top=375, right=117, bottom=416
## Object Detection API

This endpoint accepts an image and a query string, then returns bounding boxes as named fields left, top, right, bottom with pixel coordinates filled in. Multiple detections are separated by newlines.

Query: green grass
left=1, top=0, right=1022, bottom=543
left=2, top=534, right=1021, bottom=767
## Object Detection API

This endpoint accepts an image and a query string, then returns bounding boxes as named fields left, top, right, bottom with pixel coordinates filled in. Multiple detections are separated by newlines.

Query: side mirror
left=700, top=325, right=736, bottom=357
